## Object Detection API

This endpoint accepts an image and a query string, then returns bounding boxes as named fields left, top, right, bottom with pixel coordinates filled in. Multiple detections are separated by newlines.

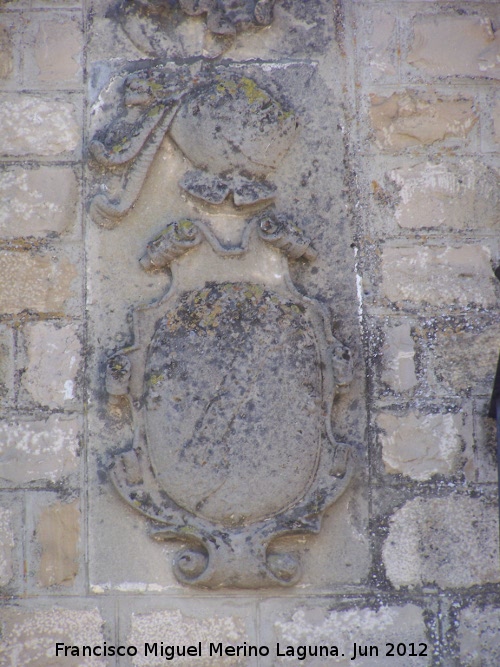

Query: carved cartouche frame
left=105, top=212, right=354, bottom=588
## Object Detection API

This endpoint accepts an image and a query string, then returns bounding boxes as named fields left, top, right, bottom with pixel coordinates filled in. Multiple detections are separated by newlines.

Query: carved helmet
left=170, top=75, right=298, bottom=178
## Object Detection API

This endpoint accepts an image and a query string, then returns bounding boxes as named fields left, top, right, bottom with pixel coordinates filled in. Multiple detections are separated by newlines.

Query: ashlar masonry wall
left=0, top=1, right=499, bottom=666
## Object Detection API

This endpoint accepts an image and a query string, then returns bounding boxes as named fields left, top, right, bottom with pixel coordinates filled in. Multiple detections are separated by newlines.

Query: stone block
left=0, top=166, right=78, bottom=238
left=0, top=506, right=14, bottom=587
left=383, top=496, right=500, bottom=589
left=0, top=607, right=106, bottom=667
left=370, top=91, right=477, bottom=150
left=260, top=600, right=428, bottom=666
left=0, top=325, right=14, bottom=407
left=0, top=23, right=14, bottom=80
left=357, top=9, right=397, bottom=82
left=408, top=16, right=500, bottom=80
left=381, top=245, right=496, bottom=308
left=378, top=411, right=464, bottom=481
left=424, top=318, right=500, bottom=395
left=381, top=320, right=417, bottom=392
left=30, top=17, right=83, bottom=85
left=0, top=250, right=78, bottom=314
left=387, top=160, right=500, bottom=230
left=21, top=322, right=81, bottom=409
left=126, top=601, right=258, bottom=667
left=0, top=94, right=80, bottom=156
left=458, top=605, right=500, bottom=667
left=0, top=415, right=80, bottom=485
left=36, top=500, right=80, bottom=587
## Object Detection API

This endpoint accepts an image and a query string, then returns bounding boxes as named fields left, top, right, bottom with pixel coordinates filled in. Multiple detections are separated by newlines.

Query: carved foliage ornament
left=179, top=0, right=276, bottom=33
left=110, top=0, right=276, bottom=57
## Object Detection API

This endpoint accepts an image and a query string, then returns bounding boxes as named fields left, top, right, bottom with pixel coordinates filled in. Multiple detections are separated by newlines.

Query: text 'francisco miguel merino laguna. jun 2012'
left=55, top=640, right=429, bottom=661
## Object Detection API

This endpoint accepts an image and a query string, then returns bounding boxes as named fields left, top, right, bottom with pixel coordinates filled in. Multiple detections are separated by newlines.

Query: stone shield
left=143, top=282, right=323, bottom=526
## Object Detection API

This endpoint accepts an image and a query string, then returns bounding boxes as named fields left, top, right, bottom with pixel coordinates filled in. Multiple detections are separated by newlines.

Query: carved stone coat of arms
left=92, top=59, right=354, bottom=587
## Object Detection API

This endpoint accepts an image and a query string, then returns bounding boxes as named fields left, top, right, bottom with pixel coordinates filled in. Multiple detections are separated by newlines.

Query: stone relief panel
left=86, top=1, right=366, bottom=591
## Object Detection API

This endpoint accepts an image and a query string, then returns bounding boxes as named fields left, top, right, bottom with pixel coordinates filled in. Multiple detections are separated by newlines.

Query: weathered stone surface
left=264, top=602, right=427, bottom=665
left=370, top=92, right=477, bottom=149
left=430, top=321, right=500, bottom=395
left=0, top=24, right=13, bottom=80
left=468, top=399, right=498, bottom=483
left=0, top=95, right=79, bottom=156
left=0, top=325, right=14, bottom=407
left=0, top=608, right=106, bottom=667
left=387, top=160, right=500, bottom=229
left=408, top=16, right=500, bottom=79
left=128, top=609, right=249, bottom=667
left=381, top=320, right=417, bottom=391
left=7, top=0, right=493, bottom=629
left=0, top=415, right=80, bottom=485
left=383, top=496, right=500, bottom=588
left=0, top=506, right=14, bottom=587
left=144, top=283, right=322, bottom=525
left=0, top=166, right=78, bottom=238
left=0, top=251, right=78, bottom=314
left=381, top=246, right=496, bottom=307
left=32, top=18, right=82, bottom=84
left=378, top=411, right=463, bottom=480
left=459, top=605, right=500, bottom=667
left=21, top=322, right=81, bottom=409
left=37, top=501, right=80, bottom=587
left=494, top=99, right=500, bottom=142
